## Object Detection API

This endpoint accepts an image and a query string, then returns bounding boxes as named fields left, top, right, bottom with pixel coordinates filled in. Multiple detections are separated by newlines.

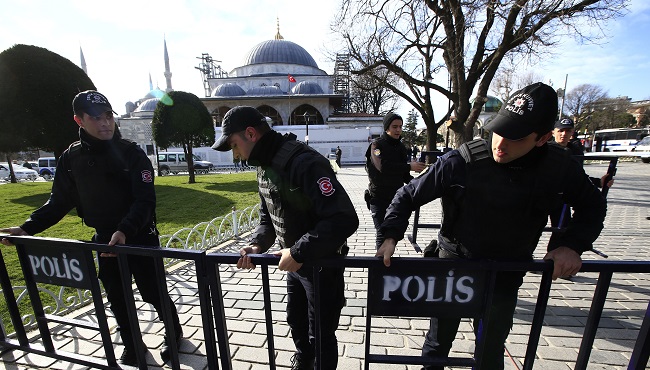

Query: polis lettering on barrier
left=28, top=253, right=83, bottom=282
left=382, top=270, right=475, bottom=303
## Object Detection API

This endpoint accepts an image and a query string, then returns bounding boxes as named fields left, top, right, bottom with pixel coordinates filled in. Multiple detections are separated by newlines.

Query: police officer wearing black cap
left=365, top=113, right=426, bottom=249
left=212, top=106, right=359, bottom=370
left=375, top=82, right=607, bottom=370
left=0, top=90, right=182, bottom=366
left=550, top=117, right=613, bottom=243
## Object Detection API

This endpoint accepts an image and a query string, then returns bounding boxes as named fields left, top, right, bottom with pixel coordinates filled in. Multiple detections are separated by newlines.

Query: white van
left=157, top=152, right=214, bottom=175
left=37, top=157, right=57, bottom=179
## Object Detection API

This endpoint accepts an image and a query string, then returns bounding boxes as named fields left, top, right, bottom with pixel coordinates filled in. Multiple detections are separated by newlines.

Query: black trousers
left=286, top=265, right=345, bottom=370
left=421, top=249, right=524, bottom=370
left=369, top=197, right=391, bottom=249
left=95, top=233, right=180, bottom=351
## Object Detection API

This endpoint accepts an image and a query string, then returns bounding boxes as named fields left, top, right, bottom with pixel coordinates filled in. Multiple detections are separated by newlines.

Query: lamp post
left=303, top=112, right=310, bottom=146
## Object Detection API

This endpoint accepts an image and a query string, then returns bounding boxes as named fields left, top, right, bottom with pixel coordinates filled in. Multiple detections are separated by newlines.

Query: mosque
left=116, top=22, right=385, bottom=167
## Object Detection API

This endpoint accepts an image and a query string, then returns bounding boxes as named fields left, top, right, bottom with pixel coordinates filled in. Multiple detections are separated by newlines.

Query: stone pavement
left=2, top=160, right=650, bottom=370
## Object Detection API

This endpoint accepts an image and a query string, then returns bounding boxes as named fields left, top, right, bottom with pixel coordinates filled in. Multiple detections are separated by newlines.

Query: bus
left=591, top=128, right=649, bottom=152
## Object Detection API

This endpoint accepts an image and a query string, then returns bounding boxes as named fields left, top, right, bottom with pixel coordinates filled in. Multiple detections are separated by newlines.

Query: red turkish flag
left=288, top=74, right=296, bottom=83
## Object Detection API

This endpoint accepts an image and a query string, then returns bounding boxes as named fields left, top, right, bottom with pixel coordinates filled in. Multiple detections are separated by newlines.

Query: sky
left=1, top=0, right=649, bottom=122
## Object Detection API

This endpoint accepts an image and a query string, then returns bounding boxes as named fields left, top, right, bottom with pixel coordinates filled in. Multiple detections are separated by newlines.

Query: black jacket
left=249, top=132, right=359, bottom=263
left=365, top=133, right=412, bottom=201
left=380, top=140, right=606, bottom=260
left=21, top=129, right=158, bottom=242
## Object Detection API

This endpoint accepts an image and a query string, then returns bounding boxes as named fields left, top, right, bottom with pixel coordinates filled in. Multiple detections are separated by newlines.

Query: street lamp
left=303, top=112, right=310, bottom=146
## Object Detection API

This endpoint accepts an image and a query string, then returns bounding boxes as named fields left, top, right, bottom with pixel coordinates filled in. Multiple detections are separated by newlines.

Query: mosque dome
left=247, top=85, right=284, bottom=96
left=144, top=88, right=166, bottom=100
left=483, top=96, right=503, bottom=113
left=291, top=81, right=324, bottom=95
left=134, top=98, right=160, bottom=112
left=242, top=39, right=318, bottom=68
left=470, top=95, right=503, bottom=113
left=212, top=83, right=246, bottom=97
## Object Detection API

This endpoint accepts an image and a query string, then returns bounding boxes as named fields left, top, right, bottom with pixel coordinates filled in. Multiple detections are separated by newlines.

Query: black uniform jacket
left=365, top=132, right=413, bottom=201
left=380, top=142, right=607, bottom=260
left=249, top=132, right=359, bottom=263
left=21, top=129, right=157, bottom=241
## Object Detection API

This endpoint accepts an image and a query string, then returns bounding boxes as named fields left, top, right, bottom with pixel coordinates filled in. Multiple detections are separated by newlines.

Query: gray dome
left=144, top=88, right=165, bottom=100
left=291, top=81, right=324, bottom=95
left=212, top=83, right=246, bottom=97
left=247, top=85, right=284, bottom=96
left=242, top=39, right=318, bottom=68
left=134, top=98, right=160, bottom=112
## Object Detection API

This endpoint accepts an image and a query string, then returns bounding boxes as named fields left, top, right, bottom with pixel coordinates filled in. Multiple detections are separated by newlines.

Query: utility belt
left=436, top=234, right=473, bottom=259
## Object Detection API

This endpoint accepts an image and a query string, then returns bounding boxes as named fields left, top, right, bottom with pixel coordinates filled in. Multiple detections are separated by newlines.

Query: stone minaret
left=164, top=38, right=173, bottom=92
left=80, top=47, right=87, bottom=74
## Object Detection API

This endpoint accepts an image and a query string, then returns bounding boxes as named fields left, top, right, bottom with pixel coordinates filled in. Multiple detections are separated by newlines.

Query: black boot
left=119, top=347, right=138, bottom=366
left=160, top=326, right=183, bottom=363
left=290, top=353, right=314, bottom=370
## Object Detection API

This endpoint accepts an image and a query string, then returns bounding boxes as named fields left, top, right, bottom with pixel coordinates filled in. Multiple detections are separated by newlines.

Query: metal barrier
left=0, top=235, right=224, bottom=370
left=1, top=236, right=649, bottom=369
left=0, top=205, right=260, bottom=335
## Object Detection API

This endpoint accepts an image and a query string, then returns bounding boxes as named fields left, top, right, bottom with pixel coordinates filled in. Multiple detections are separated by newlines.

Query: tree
left=0, top=44, right=96, bottom=166
left=332, top=0, right=626, bottom=149
left=564, top=83, right=608, bottom=131
left=491, top=66, right=545, bottom=103
left=401, top=109, right=419, bottom=147
left=152, top=91, right=214, bottom=184
left=349, top=67, right=401, bottom=115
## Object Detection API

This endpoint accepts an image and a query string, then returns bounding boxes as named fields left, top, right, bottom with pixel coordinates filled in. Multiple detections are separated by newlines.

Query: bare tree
left=350, top=67, right=401, bottom=115
left=332, top=0, right=627, bottom=149
left=586, top=96, right=634, bottom=131
left=564, top=83, right=608, bottom=130
left=491, top=65, right=545, bottom=103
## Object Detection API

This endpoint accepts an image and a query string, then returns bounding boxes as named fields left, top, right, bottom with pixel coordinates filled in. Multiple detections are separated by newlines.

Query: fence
left=0, top=204, right=259, bottom=336
left=1, top=235, right=649, bottom=369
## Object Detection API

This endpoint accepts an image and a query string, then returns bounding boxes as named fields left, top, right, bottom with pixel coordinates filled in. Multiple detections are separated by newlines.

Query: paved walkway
left=2, top=160, right=650, bottom=370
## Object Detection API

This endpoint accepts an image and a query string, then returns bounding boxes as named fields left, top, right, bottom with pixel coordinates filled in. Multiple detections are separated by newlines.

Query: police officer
left=365, top=113, right=425, bottom=249
left=375, top=83, right=607, bottom=370
left=1, top=91, right=182, bottom=366
left=212, top=106, right=359, bottom=370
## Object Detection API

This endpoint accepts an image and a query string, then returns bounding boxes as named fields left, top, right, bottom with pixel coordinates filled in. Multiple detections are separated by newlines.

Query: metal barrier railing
left=0, top=236, right=222, bottom=370
left=1, top=236, right=649, bottom=369
left=0, top=205, right=260, bottom=334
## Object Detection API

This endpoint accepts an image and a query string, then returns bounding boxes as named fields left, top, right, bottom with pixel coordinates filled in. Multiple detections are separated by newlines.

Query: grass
left=0, top=172, right=259, bottom=334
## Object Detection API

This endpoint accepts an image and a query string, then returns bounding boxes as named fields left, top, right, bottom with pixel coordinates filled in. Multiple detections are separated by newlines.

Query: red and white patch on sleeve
left=141, top=170, right=153, bottom=183
left=317, top=177, right=335, bottom=196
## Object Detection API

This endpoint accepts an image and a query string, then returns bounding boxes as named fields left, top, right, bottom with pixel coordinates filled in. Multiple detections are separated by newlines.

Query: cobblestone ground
left=2, top=160, right=649, bottom=370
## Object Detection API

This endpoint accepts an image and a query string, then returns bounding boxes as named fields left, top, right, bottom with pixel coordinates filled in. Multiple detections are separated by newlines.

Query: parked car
left=37, top=157, right=57, bottom=179
left=0, top=163, right=39, bottom=181
left=633, top=136, right=650, bottom=163
left=157, top=152, right=214, bottom=175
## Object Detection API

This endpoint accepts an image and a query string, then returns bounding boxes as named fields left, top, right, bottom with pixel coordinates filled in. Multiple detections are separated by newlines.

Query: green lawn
left=0, top=172, right=259, bottom=333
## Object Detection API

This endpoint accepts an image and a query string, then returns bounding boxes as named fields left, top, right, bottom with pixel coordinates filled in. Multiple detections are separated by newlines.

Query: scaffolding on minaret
left=195, top=53, right=228, bottom=97
left=333, top=53, right=351, bottom=114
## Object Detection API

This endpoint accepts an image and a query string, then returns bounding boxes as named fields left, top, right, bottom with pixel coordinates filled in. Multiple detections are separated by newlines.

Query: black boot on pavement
left=290, top=353, right=314, bottom=370
left=160, top=327, right=183, bottom=363
left=119, top=347, right=138, bottom=366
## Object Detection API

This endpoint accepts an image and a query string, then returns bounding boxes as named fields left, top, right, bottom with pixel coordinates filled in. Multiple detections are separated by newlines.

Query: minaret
left=80, top=46, right=87, bottom=74
left=149, top=72, right=154, bottom=91
left=164, top=38, right=173, bottom=92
